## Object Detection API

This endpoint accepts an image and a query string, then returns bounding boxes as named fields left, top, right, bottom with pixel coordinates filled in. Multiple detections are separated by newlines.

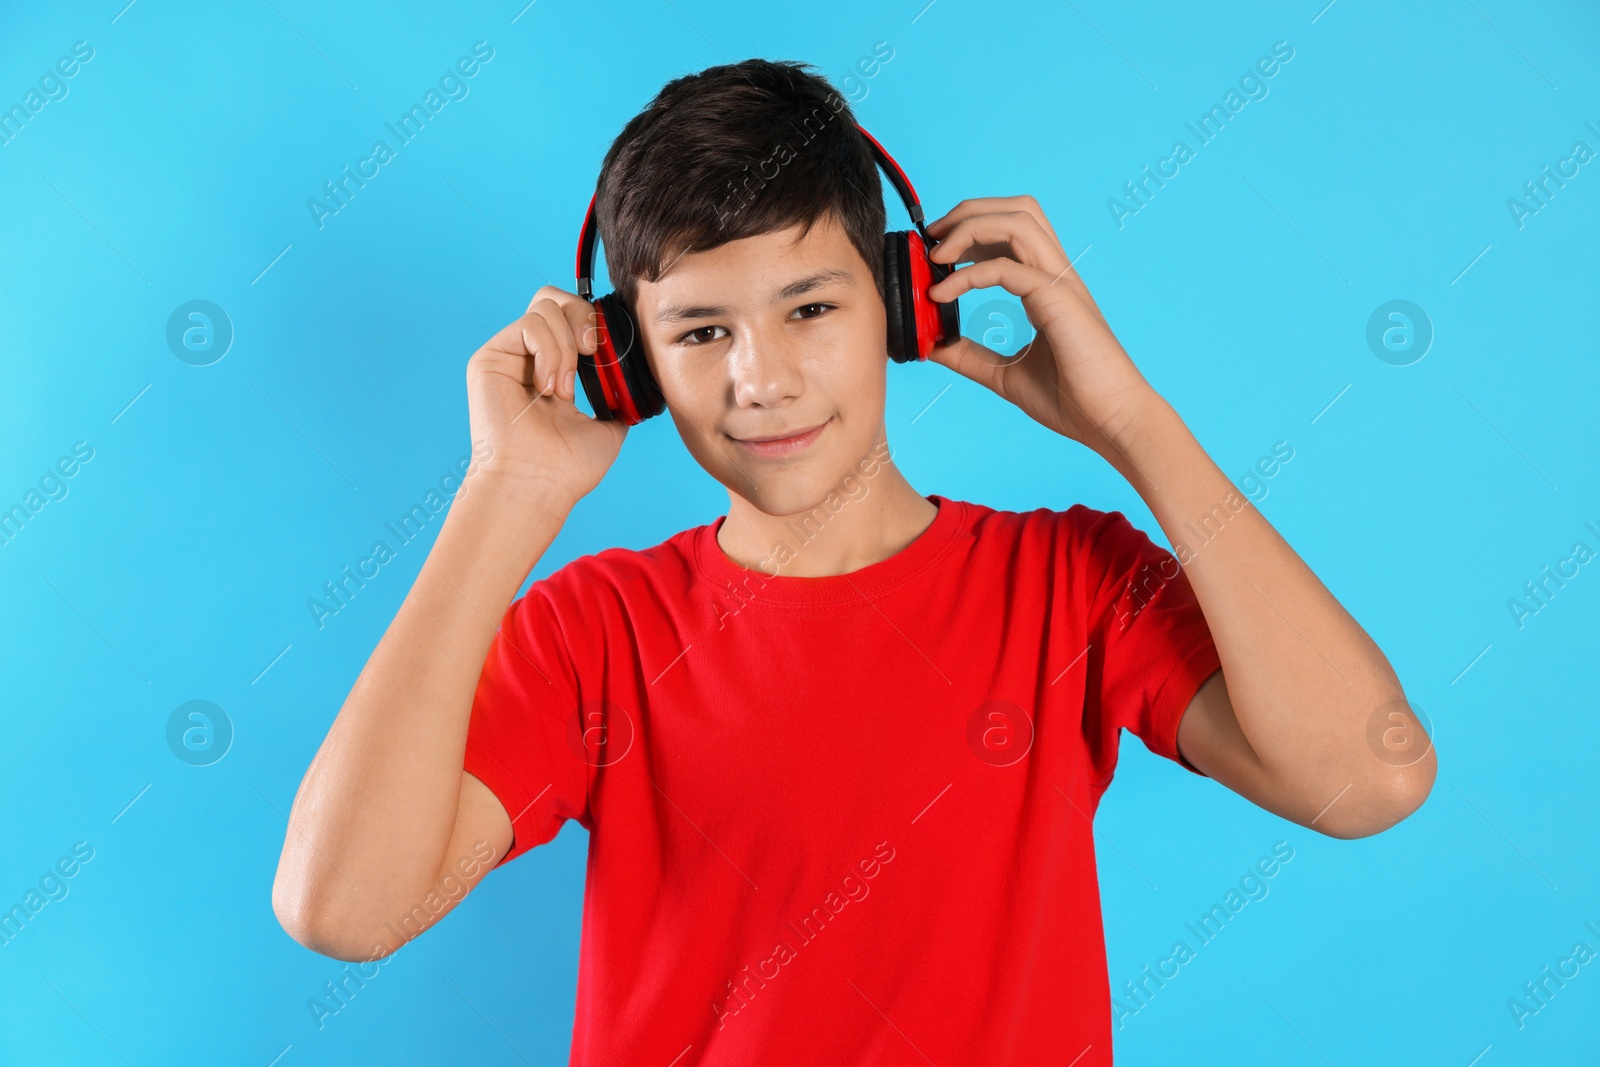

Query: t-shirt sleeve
left=463, top=574, right=593, bottom=869
left=1076, top=507, right=1222, bottom=785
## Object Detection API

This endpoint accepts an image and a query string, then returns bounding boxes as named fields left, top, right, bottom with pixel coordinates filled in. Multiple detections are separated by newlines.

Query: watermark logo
left=1108, top=41, right=1295, bottom=229
left=1114, top=840, right=1295, bottom=1029
left=840, top=41, right=894, bottom=102
left=0, top=40, right=95, bottom=148
left=307, top=443, right=492, bottom=631
left=166, top=700, right=233, bottom=767
left=308, top=839, right=497, bottom=1029
left=1239, top=440, right=1295, bottom=502
left=566, top=697, right=635, bottom=767
left=961, top=297, right=1037, bottom=366
left=711, top=840, right=896, bottom=1031
left=1365, top=299, right=1432, bottom=367
left=307, top=42, right=495, bottom=231
left=0, top=840, right=95, bottom=948
left=966, top=698, right=1034, bottom=767
left=1508, top=920, right=1600, bottom=1031
left=0, top=440, right=95, bottom=549
left=1116, top=442, right=1294, bottom=631
left=1506, top=121, right=1599, bottom=230
left=166, top=300, right=233, bottom=366
left=1364, top=699, right=1433, bottom=768
left=1507, top=523, right=1598, bottom=630
left=708, top=434, right=893, bottom=630
left=713, top=88, right=849, bottom=233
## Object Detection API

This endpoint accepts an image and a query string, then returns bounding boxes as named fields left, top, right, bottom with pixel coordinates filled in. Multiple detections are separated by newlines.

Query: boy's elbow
left=1371, top=743, right=1438, bottom=835
left=270, top=877, right=337, bottom=956
left=1315, top=748, right=1437, bottom=840
left=275, top=904, right=400, bottom=963
left=272, top=869, right=400, bottom=963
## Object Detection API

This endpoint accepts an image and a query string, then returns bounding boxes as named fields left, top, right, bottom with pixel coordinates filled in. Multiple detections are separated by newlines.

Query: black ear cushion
left=597, top=292, right=643, bottom=417
left=597, top=292, right=667, bottom=421
left=883, top=233, right=915, bottom=364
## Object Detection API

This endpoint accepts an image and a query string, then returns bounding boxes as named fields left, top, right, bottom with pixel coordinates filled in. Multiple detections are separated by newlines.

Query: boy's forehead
left=639, top=216, right=865, bottom=313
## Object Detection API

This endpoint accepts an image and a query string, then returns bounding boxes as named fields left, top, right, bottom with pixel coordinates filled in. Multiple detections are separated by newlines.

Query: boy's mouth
left=728, top=416, right=832, bottom=458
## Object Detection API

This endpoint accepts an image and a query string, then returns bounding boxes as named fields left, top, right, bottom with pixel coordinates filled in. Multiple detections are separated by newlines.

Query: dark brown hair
left=593, top=58, right=886, bottom=312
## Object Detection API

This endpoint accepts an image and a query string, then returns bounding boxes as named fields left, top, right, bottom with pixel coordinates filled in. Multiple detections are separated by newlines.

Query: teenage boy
left=273, top=58, right=1434, bottom=1064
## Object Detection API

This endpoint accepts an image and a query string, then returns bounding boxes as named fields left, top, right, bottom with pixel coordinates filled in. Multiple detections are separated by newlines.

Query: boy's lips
left=728, top=417, right=832, bottom=457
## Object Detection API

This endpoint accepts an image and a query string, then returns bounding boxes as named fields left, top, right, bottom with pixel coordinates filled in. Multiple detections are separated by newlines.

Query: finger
left=478, top=315, right=539, bottom=390
left=560, top=300, right=600, bottom=357
left=563, top=399, right=632, bottom=447
left=924, top=335, right=1012, bottom=399
left=531, top=297, right=580, bottom=401
left=926, top=195, right=1063, bottom=248
left=523, top=289, right=596, bottom=398
left=525, top=284, right=573, bottom=315
left=925, top=198, right=1099, bottom=311
left=518, top=311, right=565, bottom=397
left=927, top=256, right=1064, bottom=307
left=937, top=228, right=1102, bottom=319
left=927, top=211, right=1067, bottom=274
left=561, top=302, right=604, bottom=403
left=483, top=311, right=561, bottom=393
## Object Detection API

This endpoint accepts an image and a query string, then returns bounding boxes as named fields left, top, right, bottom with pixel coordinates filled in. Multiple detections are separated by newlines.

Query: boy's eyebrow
left=653, top=268, right=853, bottom=325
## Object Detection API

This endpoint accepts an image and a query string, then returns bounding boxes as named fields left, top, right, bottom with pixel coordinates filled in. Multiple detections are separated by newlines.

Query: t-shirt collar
left=694, top=493, right=966, bottom=606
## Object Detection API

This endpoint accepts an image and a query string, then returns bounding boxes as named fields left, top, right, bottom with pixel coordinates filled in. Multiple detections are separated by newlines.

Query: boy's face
left=632, top=211, right=888, bottom=518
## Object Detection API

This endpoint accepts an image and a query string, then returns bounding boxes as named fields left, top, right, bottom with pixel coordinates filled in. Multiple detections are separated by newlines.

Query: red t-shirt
left=464, top=493, right=1221, bottom=1065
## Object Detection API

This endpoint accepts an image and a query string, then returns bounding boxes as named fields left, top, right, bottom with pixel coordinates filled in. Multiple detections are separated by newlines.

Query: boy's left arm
left=923, top=195, right=1435, bottom=840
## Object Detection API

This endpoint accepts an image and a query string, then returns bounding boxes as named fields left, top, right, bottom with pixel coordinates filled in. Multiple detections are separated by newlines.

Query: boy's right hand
left=465, top=286, right=631, bottom=509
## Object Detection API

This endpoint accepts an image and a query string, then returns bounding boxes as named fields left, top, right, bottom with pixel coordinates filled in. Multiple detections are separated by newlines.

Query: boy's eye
left=679, top=325, right=728, bottom=346
left=675, top=304, right=835, bottom=346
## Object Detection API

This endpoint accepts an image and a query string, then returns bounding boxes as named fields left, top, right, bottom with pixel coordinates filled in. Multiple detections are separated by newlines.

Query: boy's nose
left=729, top=336, right=804, bottom=409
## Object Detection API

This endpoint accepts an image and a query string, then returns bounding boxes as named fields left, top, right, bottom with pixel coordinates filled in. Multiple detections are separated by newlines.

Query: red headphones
left=573, top=124, right=961, bottom=425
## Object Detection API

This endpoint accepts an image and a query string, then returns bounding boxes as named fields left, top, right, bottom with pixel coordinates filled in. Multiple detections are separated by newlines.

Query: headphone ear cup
left=902, top=229, right=959, bottom=359
left=597, top=292, right=666, bottom=423
left=882, top=232, right=917, bottom=364
left=575, top=293, right=667, bottom=425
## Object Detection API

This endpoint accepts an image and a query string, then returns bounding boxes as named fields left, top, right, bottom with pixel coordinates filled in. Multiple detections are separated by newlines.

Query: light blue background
left=2, top=0, right=1597, bottom=1063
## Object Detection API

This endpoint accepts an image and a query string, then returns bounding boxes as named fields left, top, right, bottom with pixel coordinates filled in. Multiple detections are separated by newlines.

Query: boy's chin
left=727, top=463, right=860, bottom=521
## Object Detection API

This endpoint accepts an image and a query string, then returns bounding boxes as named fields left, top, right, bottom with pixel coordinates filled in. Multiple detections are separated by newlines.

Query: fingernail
left=562, top=370, right=575, bottom=397
left=544, top=374, right=555, bottom=395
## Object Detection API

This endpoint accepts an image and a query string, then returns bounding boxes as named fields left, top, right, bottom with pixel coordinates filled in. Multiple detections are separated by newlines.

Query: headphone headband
left=576, top=123, right=931, bottom=301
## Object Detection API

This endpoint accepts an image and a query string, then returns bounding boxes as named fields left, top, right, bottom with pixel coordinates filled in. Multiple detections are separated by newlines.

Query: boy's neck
left=717, top=464, right=939, bottom=579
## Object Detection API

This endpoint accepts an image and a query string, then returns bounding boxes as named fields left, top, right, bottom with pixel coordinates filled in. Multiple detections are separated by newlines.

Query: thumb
left=924, top=336, right=1007, bottom=396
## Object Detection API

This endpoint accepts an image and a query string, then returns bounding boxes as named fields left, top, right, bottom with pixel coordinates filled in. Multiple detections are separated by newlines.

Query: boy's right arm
left=270, top=287, right=628, bottom=962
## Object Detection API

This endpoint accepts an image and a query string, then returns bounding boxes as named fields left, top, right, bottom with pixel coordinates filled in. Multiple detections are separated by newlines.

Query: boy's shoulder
left=573, top=521, right=704, bottom=571
left=960, top=495, right=1150, bottom=552
left=959, top=498, right=1175, bottom=607
left=523, top=516, right=707, bottom=607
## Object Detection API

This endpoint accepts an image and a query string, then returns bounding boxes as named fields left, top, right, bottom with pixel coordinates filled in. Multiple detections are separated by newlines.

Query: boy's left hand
left=923, top=196, right=1158, bottom=457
